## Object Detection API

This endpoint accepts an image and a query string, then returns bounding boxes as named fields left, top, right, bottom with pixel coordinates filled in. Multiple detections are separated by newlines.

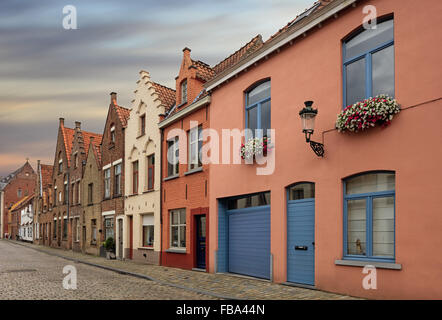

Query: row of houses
left=1, top=0, right=441, bottom=299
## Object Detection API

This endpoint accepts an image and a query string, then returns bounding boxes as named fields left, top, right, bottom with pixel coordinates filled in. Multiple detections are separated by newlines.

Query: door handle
left=295, top=245, right=308, bottom=250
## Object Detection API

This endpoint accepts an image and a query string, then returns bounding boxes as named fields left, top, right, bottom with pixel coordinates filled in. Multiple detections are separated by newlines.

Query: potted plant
left=336, top=94, right=400, bottom=133
left=103, top=237, right=116, bottom=260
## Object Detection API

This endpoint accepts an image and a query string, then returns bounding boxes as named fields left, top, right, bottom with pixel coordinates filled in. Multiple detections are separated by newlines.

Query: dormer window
left=181, top=79, right=187, bottom=104
left=110, top=124, right=116, bottom=143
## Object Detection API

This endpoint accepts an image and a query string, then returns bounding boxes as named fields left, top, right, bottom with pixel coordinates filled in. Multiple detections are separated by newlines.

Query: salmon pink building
left=205, top=0, right=442, bottom=299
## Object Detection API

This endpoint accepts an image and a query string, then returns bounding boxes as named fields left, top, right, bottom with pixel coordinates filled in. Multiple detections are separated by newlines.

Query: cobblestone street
left=0, top=240, right=214, bottom=300
left=0, top=240, right=358, bottom=300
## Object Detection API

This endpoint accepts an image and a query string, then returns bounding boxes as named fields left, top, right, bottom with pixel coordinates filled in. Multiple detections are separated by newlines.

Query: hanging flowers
left=240, top=136, right=272, bottom=160
left=336, top=95, right=400, bottom=133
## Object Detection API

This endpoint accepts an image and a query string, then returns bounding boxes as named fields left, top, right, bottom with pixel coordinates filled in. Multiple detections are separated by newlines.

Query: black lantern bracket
left=299, top=101, right=325, bottom=157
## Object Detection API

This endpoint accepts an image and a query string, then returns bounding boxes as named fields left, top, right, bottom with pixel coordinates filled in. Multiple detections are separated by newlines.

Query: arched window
left=343, top=18, right=394, bottom=106
left=110, top=124, right=116, bottom=143
left=245, top=80, right=271, bottom=138
left=344, top=172, right=395, bottom=261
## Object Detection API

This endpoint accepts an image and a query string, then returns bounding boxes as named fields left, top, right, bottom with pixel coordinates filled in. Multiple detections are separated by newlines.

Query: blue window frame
left=245, top=80, right=271, bottom=138
left=343, top=18, right=394, bottom=107
left=343, top=172, right=395, bottom=262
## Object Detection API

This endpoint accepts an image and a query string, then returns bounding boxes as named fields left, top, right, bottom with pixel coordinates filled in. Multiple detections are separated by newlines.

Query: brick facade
left=81, top=140, right=103, bottom=256
left=160, top=48, right=211, bottom=271
left=100, top=93, right=130, bottom=252
left=33, top=161, right=53, bottom=246
left=1, top=161, right=36, bottom=239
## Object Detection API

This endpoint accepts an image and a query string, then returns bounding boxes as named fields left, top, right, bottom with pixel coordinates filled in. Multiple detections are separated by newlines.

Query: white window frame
left=169, top=209, right=186, bottom=249
left=188, top=125, right=202, bottom=170
left=167, top=137, right=179, bottom=177
left=104, top=168, right=111, bottom=199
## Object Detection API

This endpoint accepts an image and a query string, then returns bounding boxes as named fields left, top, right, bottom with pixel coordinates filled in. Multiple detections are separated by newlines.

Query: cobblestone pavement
left=0, top=240, right=214, bottom=300
left=1, top=240, right=358, bottom=300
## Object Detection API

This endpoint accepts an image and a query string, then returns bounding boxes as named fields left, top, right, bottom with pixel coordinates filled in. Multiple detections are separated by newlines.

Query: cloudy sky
left=0, top=0, right=314, bottom=177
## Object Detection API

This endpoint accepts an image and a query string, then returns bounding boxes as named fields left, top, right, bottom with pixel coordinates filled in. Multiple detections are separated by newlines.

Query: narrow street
left=0, top=240, right=356, bottom=300
left=0, top=240, right=213, bottom=300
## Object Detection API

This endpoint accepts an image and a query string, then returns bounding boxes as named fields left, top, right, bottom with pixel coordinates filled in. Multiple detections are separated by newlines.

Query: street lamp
left=299, top=101, right=324, bottom=157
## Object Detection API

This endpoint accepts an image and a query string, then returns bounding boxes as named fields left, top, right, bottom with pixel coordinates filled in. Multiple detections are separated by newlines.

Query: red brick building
left=0, top=161, right=36, bottom=239
left=158, top=42, right=261, bottom=270
left=68, top=121, right=102, bottom=251
left=100, top=93, right=130, bottom=250
left=34, top=160, right=53, bottom=245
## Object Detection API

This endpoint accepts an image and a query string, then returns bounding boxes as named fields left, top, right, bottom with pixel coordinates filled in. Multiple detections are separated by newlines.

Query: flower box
left=240, top=136, right=272, bottom=160
left=336, top=95, right=400, bottom=133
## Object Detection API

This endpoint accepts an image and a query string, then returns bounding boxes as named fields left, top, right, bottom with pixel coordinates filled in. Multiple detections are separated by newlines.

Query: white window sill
left=137, top=246, right=154, bottom=250
left=165, top=248, right=186, bottom=254
left=335, top=259, right=402, bottom=270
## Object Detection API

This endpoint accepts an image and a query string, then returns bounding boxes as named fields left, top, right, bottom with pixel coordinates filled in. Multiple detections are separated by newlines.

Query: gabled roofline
left=158, top=95, right=211, bottom=129
left=205, top=0, right=356, bottom=91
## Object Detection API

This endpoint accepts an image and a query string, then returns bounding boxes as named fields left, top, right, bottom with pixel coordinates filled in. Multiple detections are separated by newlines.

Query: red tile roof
left=151, top=82, right=176, bottom=111
left=40, top=164, right=53, bottom=189
left=61, top=126, right=75, bottom=165
left=115, top=105, right=131, bottom=128
left=266, top=0, right=332, bottom=43
left=10, top=194, right=34, bottom=212
left=213, top=35, right=264, bottom=74
left=82, top=131, right=103, bottom=159
left=192, top=60, right=216, bottom=82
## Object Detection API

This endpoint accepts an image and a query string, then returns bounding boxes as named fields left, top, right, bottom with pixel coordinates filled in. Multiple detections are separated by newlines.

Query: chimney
left=183, top=47, right=191, bottom=60
left=75, top=121, right=81, bottom=131
left=110, top=92, right=117, bottom=105
left=59, top=118, right=65, bottom=126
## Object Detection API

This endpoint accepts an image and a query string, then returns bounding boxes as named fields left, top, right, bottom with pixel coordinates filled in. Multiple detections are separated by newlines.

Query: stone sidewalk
left=6, top=240, right=358, bottom=300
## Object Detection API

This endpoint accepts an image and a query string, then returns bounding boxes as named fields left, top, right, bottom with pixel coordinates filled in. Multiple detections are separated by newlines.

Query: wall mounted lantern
left=299, top=101, right=324, bottom=157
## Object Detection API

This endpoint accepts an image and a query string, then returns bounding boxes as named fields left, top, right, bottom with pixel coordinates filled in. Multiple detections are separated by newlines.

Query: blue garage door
left=228, top=205, right=270, bottom=279
left=287, top=183, right=315, bottom=285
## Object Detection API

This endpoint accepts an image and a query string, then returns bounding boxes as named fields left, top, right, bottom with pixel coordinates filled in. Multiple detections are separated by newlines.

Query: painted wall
left=208, top=0, right=442, bottom=299
left=124, top=70, right=164, bottom=264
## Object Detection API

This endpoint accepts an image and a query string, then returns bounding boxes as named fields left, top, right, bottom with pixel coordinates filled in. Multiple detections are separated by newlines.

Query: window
left=75, top=218, right=80, bottom=242
left=288, top=183, right=315, bottom=200
left=343, top=19, right=394, bottom=106
left=74, top=153, right=78, bottom=168
left=91, top=219, right=97, bottom=244
left=147, top=154, right=154, bottom=190
left=132, top=161, right=139, bottom=194
left=110, top=125, right=115, bottom=143
left=170, top=209, right=186, bottom=249
left=181, top=79, right=187, bottom=104
left=104, top=217, right=114, bottom=240
left=227, top=191, right=270, bottom=210
left=76, top=181, right=80, bottom=204
left=188, top=126, right=202, bottom=170
left=140, top=114, right=146, bottom=136
left=104, top=168, right=111, bottom=199
left=246, top=81, right=271, bottom=139
left=167, top=137, right=179, bottom=177
left=63, top=218, right=68, bottom=240
left=88, top=183, right=93, bottom=205
left=53, top=219, right=57, bottom=239
left=344, top=172, right=395, bottom=261
left=17, top=189, right=22, bottom=198
left=142, top=215, right=154, bottom=247
left=64, top=183, right=68, bottom=205
left=71, top=183, right=75, bottom=205
left=114, top=164, right=121, bottom=196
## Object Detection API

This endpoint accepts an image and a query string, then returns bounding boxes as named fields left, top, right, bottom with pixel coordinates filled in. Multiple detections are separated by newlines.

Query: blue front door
left=287, top=198, right=315, bottom=285
left=228, top=205, right=271, bottom=279
left=196, top=215, right=206, bottom=269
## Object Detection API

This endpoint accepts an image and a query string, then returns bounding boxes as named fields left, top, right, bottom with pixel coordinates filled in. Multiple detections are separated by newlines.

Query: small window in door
left=288, top=183, right=315, bottom=200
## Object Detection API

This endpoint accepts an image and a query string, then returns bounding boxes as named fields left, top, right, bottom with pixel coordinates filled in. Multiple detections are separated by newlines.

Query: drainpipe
left=159, top=128, right=164, bottom=266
